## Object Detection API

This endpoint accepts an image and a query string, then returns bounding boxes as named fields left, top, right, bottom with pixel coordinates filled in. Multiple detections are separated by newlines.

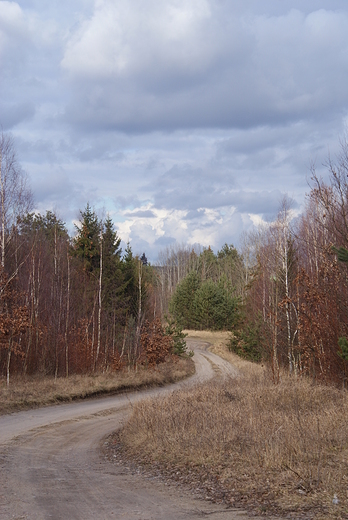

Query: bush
left=163, top=316, right=190, bottom=356
left=140, top=318, right=173, bottom=366
left=229, top=318, right=264, bottom=362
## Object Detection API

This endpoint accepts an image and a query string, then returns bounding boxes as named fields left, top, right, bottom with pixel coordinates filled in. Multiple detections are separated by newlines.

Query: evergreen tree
left=102, top=216, right=124, bottom=312
left=73, top=203, right=100, bottom=272
left=140, top=252, right=148, bottom=266
left=121, top=242, right=137, bottom=316
left=19, top=211, right=67, bottom=242
left=169, top=271, right=201, bottom=328
left=198, top=246, right=217, bottom=280
left=193, top=279, right=239, bottom=330
left=170, top=268, right=240, bottom=331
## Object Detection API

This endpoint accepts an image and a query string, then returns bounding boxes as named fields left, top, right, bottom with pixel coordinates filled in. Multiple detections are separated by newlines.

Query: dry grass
left=0, top=357, right=195, bottom=415
left=118, top=333, right=348, bottom=519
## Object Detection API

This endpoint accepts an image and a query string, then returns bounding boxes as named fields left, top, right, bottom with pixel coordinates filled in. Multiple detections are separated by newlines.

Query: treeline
left=0, top=203, right=160, bottom=383
left=167, top=245, right=244, bottom=330
left=0, top=133, right=182, bottom=383
left=4, top=128, right=348, bottom=386
left=155, top=139, right=348, bottom=386
left=231, top=141, right=348, bottom=385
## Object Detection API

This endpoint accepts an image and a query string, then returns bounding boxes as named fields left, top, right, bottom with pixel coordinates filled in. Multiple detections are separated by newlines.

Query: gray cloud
left=60, top=4, right=348, bottom=133
left=2, top=1, right=348, bottom=261
left=150, top=163, right=289, bottom=218
left=31, top=168, right=97, bottom=230
left=154, top=235, right=177, bottom=248
left=114, top=195, right=142, bottom=210
left=0, top=102, right=35, bottom=129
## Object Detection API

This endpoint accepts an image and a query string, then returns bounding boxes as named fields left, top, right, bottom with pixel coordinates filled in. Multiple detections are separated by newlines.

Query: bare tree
left=0, top=132, right=33, bottom=272
left=271, top=198, right=298, bottom=374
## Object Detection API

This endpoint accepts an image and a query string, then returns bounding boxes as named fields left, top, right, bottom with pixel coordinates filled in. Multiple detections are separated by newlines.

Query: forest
left=2, top=130, right=348, bottom=387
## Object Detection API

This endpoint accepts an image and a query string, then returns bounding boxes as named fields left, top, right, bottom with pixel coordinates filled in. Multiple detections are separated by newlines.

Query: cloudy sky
left=1, top=0, right=348, bottom=260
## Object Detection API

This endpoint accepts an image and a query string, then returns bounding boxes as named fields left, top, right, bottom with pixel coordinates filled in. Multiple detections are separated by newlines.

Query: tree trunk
left=96, top=231, right=103, bottom=368
left=65, top=250, right=70, bottom=378
left=6, top=337, right=12, bottom=387
left=135, top=259, right=142, bottom=368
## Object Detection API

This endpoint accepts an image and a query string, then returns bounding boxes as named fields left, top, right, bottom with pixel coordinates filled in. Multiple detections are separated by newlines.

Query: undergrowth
left=119, top=363, right=348, bottom=519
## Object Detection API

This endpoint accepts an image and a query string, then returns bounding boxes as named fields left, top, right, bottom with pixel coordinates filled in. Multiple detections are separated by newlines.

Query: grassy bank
left=116, top=332, right=348, bottom=519
left=0, top=357, right=195, bottom=415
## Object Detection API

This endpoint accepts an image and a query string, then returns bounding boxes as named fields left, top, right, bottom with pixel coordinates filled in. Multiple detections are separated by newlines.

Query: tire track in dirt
left=0, top=340, right=280, bottom=520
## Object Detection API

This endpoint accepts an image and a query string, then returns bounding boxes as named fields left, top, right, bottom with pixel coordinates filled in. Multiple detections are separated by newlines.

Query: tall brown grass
left=120, top=370, right=348, bottom=518
left=0, top=357, right=194, bottom=415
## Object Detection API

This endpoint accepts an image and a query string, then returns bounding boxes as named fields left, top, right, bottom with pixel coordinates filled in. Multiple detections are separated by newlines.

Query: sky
left=1, top=0, right=348, bottom=261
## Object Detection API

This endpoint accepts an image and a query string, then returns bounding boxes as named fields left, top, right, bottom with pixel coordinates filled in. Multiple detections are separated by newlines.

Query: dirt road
left=0, top=340, right=278, bottom=519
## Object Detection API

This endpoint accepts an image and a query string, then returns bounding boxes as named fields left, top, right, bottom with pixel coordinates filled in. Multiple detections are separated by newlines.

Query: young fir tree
left=169, top=271, right=201, bottom=328
left=73, top=203, right=100, bottom=272
left=102, top=216, right=124, bottom=313
left=121, top=242, right=137, bottom=317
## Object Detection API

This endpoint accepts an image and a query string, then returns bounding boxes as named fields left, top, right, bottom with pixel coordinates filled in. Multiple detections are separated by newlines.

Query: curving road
left=0, top=340, right=277, bottom=519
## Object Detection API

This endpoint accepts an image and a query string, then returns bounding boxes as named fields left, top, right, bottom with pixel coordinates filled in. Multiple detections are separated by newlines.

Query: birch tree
left=0, top=133, right=33, bottom=272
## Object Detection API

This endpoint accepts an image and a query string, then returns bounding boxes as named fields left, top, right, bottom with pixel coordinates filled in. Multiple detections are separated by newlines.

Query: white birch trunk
left=96, top=230, right=103, bottom=368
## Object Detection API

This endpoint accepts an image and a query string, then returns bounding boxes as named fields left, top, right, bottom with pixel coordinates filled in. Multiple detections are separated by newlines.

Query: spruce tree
left=73, top=203, right=100, bottom=272
left=102, top=216, right=124, bottom=313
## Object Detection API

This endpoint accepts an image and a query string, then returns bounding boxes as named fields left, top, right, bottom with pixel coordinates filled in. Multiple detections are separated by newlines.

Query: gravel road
left=0, top=340, right=279, bottom=520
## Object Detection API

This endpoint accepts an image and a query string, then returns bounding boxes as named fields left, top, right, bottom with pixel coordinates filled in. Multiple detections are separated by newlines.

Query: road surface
left=0, top=340, right=279, bottom=519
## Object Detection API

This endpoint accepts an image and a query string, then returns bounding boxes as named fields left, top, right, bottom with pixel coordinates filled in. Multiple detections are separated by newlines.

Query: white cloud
left=114, top=202, right=251, bottom=258
left=0, top=1, right=24, bottom=33
left=58, top=4, right=348, bottom=133
left=3, top=1, right=348, bottom=260
left=0, top=1, right=27, bottom=61
left=61, top=0, right=213, bottom=80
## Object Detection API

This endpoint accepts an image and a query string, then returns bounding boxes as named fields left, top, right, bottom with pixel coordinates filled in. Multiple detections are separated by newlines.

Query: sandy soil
left=0, top=340, right=281, bottom=519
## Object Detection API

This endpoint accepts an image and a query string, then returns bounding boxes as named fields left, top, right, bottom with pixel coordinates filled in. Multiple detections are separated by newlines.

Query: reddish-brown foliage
left=140, top=318, right=173, bottom=367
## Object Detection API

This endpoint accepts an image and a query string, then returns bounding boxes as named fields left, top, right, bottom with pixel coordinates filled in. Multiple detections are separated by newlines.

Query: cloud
left=31, top=167, right=97, bottom=228
left=61, top=0, right=214, bottom=81
left=115, top=194, right=142, bottom=210
left=0, top=1, right=26, bottom=44
left=149, top=163, right=291, bottom=217
left=60, top=3, right=348, bottom=133
left=3, top=1, right=348, bottom=262
left=0, top=101, right=35, bottom=129
left=123, top=209, right=156, bottom=218
left=113, top=195, right=281, bottom=260
left=0, top=1, right=32, bottom=84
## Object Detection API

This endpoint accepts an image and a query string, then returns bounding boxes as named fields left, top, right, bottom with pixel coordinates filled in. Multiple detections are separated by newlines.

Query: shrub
left=229, top=317, right=264, bottom=362
left=164, top=316, right=189, bottom=356
left=140, top=318, right=173, bottom=366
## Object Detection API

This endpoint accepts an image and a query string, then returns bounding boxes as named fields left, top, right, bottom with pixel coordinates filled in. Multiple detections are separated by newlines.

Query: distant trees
left=167, top=246, right=242, bottom=331
left=230, top=200, right=298, bottom=379
left=5, top=128, right=348, bottom=387
left=0, top=189, right=160, bottom=380
left=155, top=243, right=202, bottom=316
left=170, top=271, right=201, bottom=329
left=231, top=140, right=348, bottom=385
